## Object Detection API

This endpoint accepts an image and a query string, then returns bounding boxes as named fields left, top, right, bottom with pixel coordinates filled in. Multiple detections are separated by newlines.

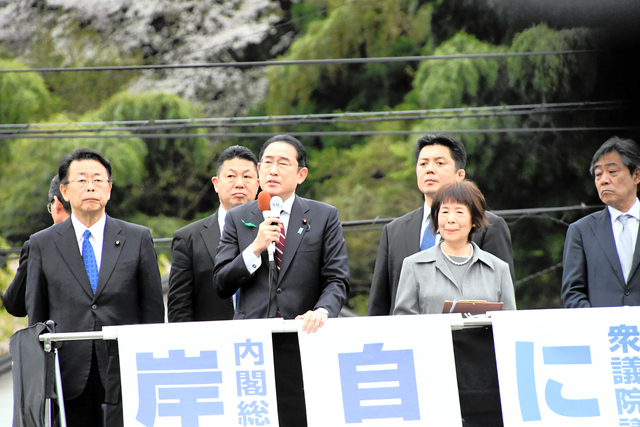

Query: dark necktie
left=82, top=229, right=99, bottom=293
left=420, top=219, right=436, bottom=251
left=275, top=213, right=286, bottom=270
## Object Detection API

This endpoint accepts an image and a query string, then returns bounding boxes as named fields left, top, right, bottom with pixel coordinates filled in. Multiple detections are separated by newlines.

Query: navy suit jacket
left=562, top=207, right=640, bottom=307
left=26, top=216, right=164, bottom=401
left=3, top=240, right=29, bottom=317
left=367, top=206, right=515, bottom=316
left=167, top=212, right=234, bottom=322
left=214, top=196, right=350, bottom=319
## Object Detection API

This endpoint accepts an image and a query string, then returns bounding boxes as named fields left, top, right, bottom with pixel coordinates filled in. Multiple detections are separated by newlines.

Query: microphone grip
left=268, top=242, right=275, bottom=262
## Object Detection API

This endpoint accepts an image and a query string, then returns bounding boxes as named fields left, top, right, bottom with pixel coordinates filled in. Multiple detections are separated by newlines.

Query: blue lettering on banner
left=337, top=343, right=420, bottom=423
left=619, top=417, right=640, bottom=426
left=236, top=370, right=267, bottom=396
left=515, top=342, right=600, bottom=421
left=135, top=350, right=223, bottom=427
left=617, top=388, right=640, bottom=415
left=235, top=339, right=264, bottom=366
left=612, top=357, right=640, bottom=385
left=237, top=400, right=270, bottom=426
left=609, top=325, right=640, bottom=353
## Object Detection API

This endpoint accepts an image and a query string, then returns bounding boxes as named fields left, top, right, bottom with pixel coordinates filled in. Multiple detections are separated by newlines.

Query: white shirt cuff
left=242, top=246, right=262, bottom=274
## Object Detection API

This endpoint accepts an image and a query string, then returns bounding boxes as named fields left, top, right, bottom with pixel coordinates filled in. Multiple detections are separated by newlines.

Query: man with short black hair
left=26, top=147, right=164, bottom=427
left=3, top=175, right=70, bottom=317
left=368, top=133, right=515, bottom=316
left=168, top=145, right=259, bottom=322
left=562, top=136, right=640, bottom=307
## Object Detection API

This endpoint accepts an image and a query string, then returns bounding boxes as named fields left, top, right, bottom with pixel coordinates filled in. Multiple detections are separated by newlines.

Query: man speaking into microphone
left=214, top=134, right=350, bottom=333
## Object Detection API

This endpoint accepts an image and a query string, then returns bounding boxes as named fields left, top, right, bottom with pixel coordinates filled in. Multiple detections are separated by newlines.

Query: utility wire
left=0, top=101, right=624, bottom=136
left=1, top=126, right=635, bottom=140
left=0, top=50, right=603, bottom=74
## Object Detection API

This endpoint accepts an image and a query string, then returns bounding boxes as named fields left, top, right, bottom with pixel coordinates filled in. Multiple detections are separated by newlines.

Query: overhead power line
left=0, top=126, right=635, bottom=140
left=0, top=101, right=632, bottom=140
left=0, top=50, right=603, bottom=74
left=0, top=101, right=624, bottom=137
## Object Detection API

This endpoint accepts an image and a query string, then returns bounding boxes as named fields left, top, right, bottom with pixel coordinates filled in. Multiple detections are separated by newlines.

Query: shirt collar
left=422, top=201, right=432, bottom=224
left=217, top=205, right=228, bottom=235
left=608, top=198, right=640, bottom=222
left=280, top=194, right=296, bottom=216
left=71, top=212, right=107, bottom=245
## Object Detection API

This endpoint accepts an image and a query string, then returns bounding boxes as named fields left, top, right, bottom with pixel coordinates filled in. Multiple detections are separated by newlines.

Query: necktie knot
left=619, top=214, right=629, bottom=226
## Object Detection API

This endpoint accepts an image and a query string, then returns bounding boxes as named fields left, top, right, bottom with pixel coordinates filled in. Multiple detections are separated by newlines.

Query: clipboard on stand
left=442, top=300, right=503, bottom=315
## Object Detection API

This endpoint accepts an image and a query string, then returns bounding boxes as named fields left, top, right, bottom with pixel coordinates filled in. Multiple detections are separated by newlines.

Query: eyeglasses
left=260, top=159, right=297, bottom=171
left=46, top=200, right=54, bottom=214
left=65, top=177, right=111, bottom=188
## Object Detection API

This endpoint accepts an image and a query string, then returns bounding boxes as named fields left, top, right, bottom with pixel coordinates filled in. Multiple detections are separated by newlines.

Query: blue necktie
left=420, top=219, right=436, bottom=251
left=82, top=229, right=99, bottom=293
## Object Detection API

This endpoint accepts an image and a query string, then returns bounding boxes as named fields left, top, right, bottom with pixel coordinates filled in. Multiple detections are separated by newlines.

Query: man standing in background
left=3, top=174, right=71, bottom=317
left=562, top=136, right=640, bottom=307
left=368, top=133, right=515, bottom=316
left=168, top=145, right=259, bottom=322
left=26, top=148, right=164, bottom=427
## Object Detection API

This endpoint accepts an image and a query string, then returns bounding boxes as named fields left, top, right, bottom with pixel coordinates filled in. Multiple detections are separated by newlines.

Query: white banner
left=492, top=307, right=640, bottom=427
left=117, top=319, right=278, bottom=427
left=297, top=314, right=462, bottom=427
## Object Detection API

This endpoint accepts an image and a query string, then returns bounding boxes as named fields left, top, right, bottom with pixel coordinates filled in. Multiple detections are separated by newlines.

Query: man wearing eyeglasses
left=25, top=147, right=164, bottom=427
left=3, top=175, right=70, bottom=317
left=214, top=134, right=349, bottom=427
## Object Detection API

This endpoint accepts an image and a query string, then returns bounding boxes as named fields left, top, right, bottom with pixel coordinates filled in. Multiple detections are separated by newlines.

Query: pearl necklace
left=440, top=242, right=474, bottom=266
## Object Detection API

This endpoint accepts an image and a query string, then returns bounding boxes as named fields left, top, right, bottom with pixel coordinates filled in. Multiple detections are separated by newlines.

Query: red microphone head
left=257, top=191, right=271, bottom=212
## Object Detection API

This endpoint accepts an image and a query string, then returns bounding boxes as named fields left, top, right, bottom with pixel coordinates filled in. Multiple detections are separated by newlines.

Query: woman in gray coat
left=393, top=181, right=515, bottom=315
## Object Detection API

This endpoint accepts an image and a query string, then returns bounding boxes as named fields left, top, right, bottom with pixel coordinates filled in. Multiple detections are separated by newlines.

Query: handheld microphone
left=257, top=192, right=282, bottom=266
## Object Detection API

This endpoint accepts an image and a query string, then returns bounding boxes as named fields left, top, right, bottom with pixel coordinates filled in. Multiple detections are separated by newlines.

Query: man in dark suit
left=367, top=133, right=515, bottom=316
left=26, top=148, right=164, bottom=427
left=214, top=134, right=349, bottom=427
left=214, top=134, right=350, bottom=330
left=167, top=145, right=259, bottom=322
left=3, top=174, right=70, bottom=317
left=562, top=136, right=640, bottom=307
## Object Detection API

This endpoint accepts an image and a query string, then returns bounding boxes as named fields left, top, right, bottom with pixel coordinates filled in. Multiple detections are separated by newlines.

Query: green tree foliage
left=265, top=0, right=433, bottom=152
left=89, top=91, right=216, bottom=219
left=0, top=59, right=54, bottom=124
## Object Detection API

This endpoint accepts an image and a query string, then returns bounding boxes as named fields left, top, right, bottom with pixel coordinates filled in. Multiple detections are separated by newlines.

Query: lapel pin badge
left=297, top=227, right=303, bottom=234
left=115, top=240, right=120, bottom=246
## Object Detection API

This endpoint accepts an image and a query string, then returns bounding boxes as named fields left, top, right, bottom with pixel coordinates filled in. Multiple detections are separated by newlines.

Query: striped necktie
left=275, top=213, right=286, bottom=270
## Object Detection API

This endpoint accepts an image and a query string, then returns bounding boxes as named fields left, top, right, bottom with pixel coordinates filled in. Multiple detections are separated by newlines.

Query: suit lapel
left=590, top=208, right=626, bottom=287
left=201, top=212, right=221, bottom=262
left=95, top=217, right=124, bottom=299
left=278, top=196, right=309, bottom=282
left=405, top=206, right=424, bottom=255
left=54, top=220, right=94, bottom=298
